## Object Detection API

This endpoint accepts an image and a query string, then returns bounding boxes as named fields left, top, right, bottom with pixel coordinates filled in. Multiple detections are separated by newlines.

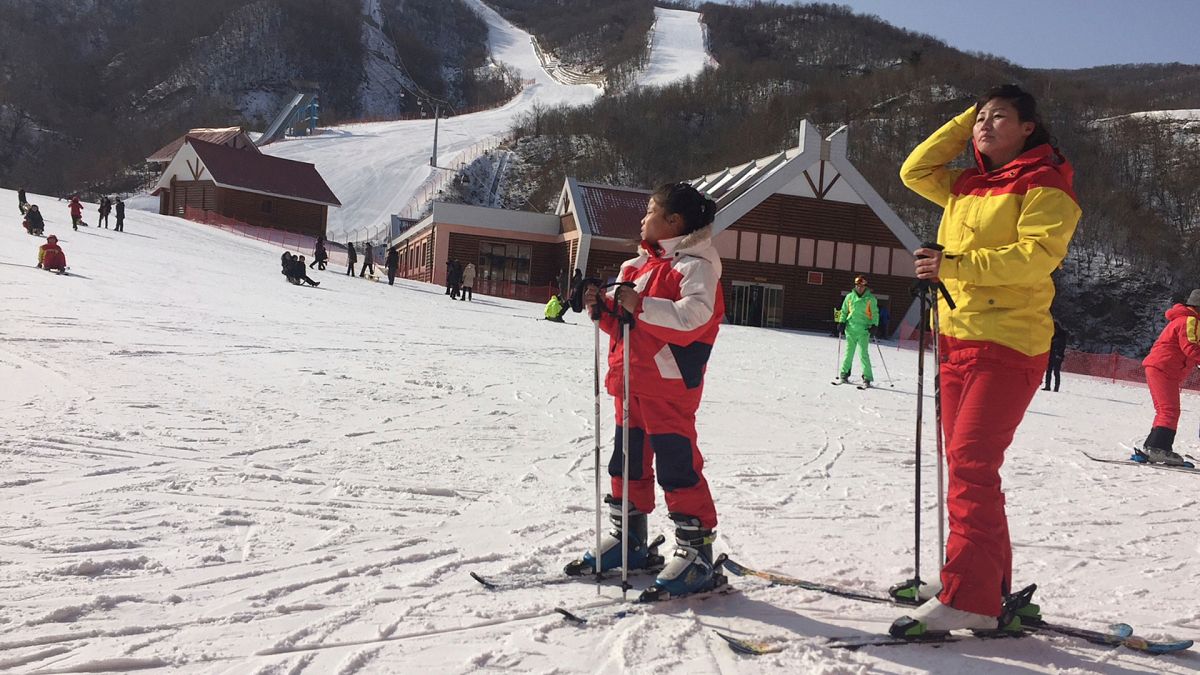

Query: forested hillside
left=496, top=2, right=1200, bottom=354
left=0, top=0, right=507, bottom=198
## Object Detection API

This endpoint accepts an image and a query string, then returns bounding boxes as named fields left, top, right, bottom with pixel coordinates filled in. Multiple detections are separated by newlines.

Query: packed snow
left=2, top=188, right=1198, bottom=673
left=635, top=8, right=713, bottom=88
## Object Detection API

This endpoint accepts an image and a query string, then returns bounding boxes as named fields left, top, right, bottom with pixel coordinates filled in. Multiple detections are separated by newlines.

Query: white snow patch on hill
left=636, top=7, right=713, bottom=88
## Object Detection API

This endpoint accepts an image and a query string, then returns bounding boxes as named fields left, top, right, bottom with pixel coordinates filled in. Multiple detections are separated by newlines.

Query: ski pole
left=911, top=288, right=926, bottom=592
left=873, top=338, right=894, bottom=387
left=834, top=319, right=844, bottom=379
left=921, top=244, right=956, bottom=568
left=593, top=311, right=603, bottom=589
left=619, top=304, right=633, bottom=600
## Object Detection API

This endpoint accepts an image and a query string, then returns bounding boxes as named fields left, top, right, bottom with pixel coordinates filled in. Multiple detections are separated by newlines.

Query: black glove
left=837, top=323, right=845, bottom=336
left=869, top=325, right=878, bottom=339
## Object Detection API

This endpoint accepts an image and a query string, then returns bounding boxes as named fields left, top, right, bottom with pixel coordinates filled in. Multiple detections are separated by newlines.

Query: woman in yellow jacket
left=892, top=85, right=1081, bottom=637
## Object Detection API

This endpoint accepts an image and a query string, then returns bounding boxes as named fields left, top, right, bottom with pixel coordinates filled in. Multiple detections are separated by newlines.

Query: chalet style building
left=390, top=121, right=919, bottom=334
left=150, top=137, right=340, bottom=238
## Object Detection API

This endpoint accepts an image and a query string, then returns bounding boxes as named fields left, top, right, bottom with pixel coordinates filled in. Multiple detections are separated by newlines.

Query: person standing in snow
left=448, top=260, right=463, bottom=299
left=445, top=260, right=457, bottom=295
left=893, top=84, right=1081, bottom=636
left=114, top=198, right=125, bottom=232
left=1043, top=321, right=1067, bottom=392
left=359, top=242, right=375, bottom=278
left=98, top=196, right=111, bottom=228
left=311, top=236, right=328, bottom=270
left=37, top=235, right=67, bottom=272
left=836, top=275, right=879, bottom=386
left=570, top=182, right=725, bottom=600
left=385, top=246, right=399, bottom=285
left=459, top=262, right=476, bottom=301
left=1137, top=291, right=1200, bottom=466
left=346, top=242, right=357, bottom=276
left=69, top=195, right=83, bottom=230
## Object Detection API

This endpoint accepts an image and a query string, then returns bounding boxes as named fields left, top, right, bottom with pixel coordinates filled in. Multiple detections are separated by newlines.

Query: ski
left=1080, top=450, right=1197, bottom=473
left=723, top=558, right=1193, bottom=654
left=719, top=622, right=1192, bottom=655
left=556, top=582, right=739, bottom=625
left=471, top=535, right=666, bottom=591
left=556, top=554, right=735, bottom=624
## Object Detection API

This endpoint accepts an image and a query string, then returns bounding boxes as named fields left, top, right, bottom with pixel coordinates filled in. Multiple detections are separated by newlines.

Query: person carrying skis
left=836, top=276, right=879, bottom=386
left=37, top=235, right=67, bottom=272
left=1137, top=290, right=1200, bottom=465
left=893, top=84, right=1081, bottom=636
left=69, top=195, right=84, bottom=230
left=572, top=182, right=725, bottom=600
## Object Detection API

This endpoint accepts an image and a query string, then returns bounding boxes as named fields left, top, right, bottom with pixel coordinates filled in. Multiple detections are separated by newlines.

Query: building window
left=478, top=241, right=532, bottom=285
left=261, top=200, right=272, bottom=213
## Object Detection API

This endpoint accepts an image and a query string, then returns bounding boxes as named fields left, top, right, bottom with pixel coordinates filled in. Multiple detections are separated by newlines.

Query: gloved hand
left=869, top=325, right=878, bottom=339
left=837, top=323, right=845, bottom=336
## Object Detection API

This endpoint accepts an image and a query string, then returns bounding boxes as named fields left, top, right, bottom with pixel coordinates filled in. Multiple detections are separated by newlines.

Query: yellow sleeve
left=899, top=105, right=976, bottom=207
left=939, top=186, right=1082, bottom=286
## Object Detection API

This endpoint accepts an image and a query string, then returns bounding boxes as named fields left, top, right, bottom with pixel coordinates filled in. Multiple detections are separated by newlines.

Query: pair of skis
left=1080, top=448, right=1198, bottom=473
left=713, top=558, right=1193, bottom=654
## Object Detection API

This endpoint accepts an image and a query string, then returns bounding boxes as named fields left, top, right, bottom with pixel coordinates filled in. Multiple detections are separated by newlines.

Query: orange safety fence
left=892, top=320, right=1200, bottom=390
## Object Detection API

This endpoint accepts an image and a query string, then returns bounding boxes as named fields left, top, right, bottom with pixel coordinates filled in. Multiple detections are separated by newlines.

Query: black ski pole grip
left=917, top=242, right=956, bottom=310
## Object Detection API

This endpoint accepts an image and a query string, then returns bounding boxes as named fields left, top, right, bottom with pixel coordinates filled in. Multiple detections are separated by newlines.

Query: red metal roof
left=147, top=127, right=258, bottom=163
left=188, top=138, right=340, bottom=206
left=578, top=183, right=650, bottom=240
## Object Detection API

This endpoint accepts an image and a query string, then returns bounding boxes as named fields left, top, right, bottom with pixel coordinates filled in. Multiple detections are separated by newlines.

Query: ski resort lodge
left=149, top=135, right=340, bottom=239
left=389, top=121, right=920, bottom=335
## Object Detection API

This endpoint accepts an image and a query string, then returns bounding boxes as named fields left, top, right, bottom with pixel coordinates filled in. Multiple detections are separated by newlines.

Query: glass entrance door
left=730, top=282, right=783, bottom=327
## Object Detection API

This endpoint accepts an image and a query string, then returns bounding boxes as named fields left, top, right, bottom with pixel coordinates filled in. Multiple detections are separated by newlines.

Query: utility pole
left=430, top=105, right=440, bottom=167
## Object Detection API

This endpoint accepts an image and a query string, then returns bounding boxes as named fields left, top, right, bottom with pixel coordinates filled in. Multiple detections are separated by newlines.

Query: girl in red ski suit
left=576, top=182, right=724, bottom=598
left=1138, top=294, right=1200, bottom=464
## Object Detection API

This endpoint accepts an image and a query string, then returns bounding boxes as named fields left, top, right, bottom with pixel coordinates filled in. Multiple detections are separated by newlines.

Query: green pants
left=841, top=328, right=873, bottom=382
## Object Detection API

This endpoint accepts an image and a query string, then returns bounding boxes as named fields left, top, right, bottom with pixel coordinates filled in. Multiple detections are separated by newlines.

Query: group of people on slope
left=282, top=237, right=406, bottom=288
left=567, top=85, right=1095, bottom=636
left=20, top=190, right=129, bottom=274
left=65, top=193, right=124, bottom=232
left=444, top=259, right=476, bottom=300
left=280, top=251, right=320, bottom=286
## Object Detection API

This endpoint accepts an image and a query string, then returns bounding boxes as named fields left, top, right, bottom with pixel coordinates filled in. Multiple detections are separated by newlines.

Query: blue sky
left=712, top=1, right=1200, bottom=69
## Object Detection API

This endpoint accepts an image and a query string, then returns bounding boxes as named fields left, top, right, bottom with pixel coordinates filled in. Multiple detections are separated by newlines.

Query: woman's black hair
left=651, top=182, right=717, bottom=234
left=976, top=84, right=1055, bottom=153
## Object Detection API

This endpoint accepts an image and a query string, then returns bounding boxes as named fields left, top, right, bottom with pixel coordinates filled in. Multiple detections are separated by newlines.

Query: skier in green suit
left=837, top=275, right=879, bottom=387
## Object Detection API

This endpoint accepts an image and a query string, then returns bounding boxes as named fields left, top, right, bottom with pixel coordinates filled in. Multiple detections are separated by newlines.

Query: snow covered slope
left=636, top=7, right=713, bottom=88
left=2, top=189, right=1197, bottom=673
left=259, top=0, right=607, bottom=241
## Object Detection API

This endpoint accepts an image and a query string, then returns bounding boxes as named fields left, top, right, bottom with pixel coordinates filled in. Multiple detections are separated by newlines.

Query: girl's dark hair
left=976, top=84, right=1054, bottom=152
left=651, top=182, right=717, bottom=234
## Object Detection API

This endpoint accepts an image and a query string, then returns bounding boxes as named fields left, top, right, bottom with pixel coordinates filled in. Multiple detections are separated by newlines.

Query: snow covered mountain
left=2, top=189, right=1197, bottom=673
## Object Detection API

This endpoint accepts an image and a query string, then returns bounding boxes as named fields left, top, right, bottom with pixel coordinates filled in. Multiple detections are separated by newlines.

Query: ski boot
left=563, top=495, right=663, bottom=576
left=639, top=513, right=724, bottom=601
left=861, top=378, right=873, bottom=389
left=838, top=372, right=850, bottom=384
left=888, top=577, right=941, bottom=606
left=1133, top=427, right=1189, bottom=466
left=1003, top=583, right=1042, bottom=628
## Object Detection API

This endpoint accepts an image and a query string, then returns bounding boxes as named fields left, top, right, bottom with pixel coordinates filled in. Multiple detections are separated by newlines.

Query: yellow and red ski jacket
left=900, top=105, right=1082, bottom=358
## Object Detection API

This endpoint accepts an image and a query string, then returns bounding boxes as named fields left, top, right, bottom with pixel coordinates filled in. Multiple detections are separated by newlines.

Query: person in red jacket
left=69, top=195, right=84, bottom=230
left=1138, top=290, right=1200, bottom=465
left=571, top=182, right=725, bottom=600
left=37, top=235, right=67, bottom=272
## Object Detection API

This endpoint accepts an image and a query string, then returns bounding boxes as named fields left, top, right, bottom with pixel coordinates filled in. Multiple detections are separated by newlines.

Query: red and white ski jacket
left=1142, top=303, right=1200, bottom=380
left=598, top=225, right=724, bottom=403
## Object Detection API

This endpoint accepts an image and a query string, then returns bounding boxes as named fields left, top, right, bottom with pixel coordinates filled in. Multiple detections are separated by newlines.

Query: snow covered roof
left=146, top=127, right=259, bottom=163
left=153, top=138, right=340, bottom=207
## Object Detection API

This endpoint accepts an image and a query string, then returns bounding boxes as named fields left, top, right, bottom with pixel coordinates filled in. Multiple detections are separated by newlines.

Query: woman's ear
left=667, top=212, right=686, bottom=233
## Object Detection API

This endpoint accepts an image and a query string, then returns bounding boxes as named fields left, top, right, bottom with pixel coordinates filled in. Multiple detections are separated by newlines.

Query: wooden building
left=146, top=127, right=259, bottom=165
left=390, top=120, right=920, bottom=334
left=151, top=138, right=340, bottom=238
